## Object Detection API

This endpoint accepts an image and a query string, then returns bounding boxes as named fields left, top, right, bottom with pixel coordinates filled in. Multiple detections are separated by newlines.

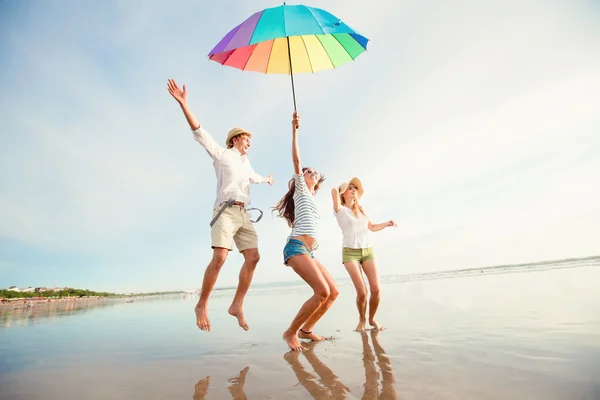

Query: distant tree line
left=0, top=288, right=116, bottom=299
left=0, top=288, right=183, bottom=299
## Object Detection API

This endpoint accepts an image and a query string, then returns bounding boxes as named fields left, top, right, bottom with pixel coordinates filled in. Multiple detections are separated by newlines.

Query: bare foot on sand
left=195, top=305, right=210, bottom=331
left=298, top=329, right=331, bottom=341
left=355, top=319, right=366, bottom=332
left=369, top=319, right=385, bottom=331
left=193, top=376, right=210, bottom=400
left=283, top=330, right=303, bottom=351
left=228, top=304, right=249, bottom=331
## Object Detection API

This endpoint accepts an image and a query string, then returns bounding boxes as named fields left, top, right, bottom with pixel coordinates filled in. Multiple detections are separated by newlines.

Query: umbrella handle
left=286, top=36, right=297, bottom=112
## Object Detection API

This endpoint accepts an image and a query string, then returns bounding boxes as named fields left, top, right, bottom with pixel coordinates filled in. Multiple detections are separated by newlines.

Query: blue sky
left=1, top=0, right=599, bottom=293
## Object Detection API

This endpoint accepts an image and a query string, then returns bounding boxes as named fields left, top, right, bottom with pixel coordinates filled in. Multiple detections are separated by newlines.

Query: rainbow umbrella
left=208, top=3, right=369, bottom=110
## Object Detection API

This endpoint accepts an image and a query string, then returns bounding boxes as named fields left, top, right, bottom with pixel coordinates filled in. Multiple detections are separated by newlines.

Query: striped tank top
left=289, top=174, right=319, bottom=248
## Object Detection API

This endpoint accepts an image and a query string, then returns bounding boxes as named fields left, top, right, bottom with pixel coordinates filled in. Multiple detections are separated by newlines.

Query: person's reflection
left=361, top=330, right=397, bottom=400
left=228, top=366, right=249, bottom=399
left=193, top=376, right=210, bottom=400
left=193, top=366, right=250, bottom=400
left=284, top=341, right=350, bottom=399
left=284, top=331, right=397, bottom=400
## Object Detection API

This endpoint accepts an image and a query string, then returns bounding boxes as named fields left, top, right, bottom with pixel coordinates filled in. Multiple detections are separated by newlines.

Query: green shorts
left=342, top=247, right=375, bottom=264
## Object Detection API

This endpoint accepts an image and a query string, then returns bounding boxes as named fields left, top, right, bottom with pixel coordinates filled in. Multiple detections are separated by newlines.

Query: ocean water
left=1, top=258, right=599, bottom=399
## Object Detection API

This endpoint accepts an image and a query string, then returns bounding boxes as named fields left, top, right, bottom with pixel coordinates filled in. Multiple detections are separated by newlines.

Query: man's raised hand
left=168, top=79, right=187, bottom=105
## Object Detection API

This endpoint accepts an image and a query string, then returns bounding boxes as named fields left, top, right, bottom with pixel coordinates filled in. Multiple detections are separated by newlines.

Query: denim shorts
left=283, top=238, right=314, bottom=266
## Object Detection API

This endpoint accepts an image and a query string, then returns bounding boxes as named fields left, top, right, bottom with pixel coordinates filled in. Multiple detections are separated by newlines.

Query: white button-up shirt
left=193, top=126, right=267, bottom=208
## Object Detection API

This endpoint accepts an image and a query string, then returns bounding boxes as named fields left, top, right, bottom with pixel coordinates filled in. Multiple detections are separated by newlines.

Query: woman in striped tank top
left=273, top=111, right=339, bottom=352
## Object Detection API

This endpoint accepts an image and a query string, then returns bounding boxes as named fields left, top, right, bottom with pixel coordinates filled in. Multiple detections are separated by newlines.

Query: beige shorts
left=211, top=204, right=258, bottom=252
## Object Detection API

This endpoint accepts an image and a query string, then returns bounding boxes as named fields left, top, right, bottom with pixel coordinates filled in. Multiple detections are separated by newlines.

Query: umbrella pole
left=286, top=36, right=297, bottom=111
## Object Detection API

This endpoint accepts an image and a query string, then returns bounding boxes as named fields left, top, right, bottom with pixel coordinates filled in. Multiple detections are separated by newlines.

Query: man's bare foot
left=193, top=376, right=210, bottom=400
left=195, top=304, right=210, bottom=331
left=355, top=319, right=366, bottom=332
left=283, top=330, right=303, bottom=351
left=369, top=319, right=385, bottom=331
left=228, top=304, right=249, bottom=331
left=298, top=329, right=331, bottom=341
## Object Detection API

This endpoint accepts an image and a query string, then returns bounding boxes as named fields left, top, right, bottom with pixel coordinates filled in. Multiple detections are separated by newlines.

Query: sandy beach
left=1, top=262, right=599, bottom=399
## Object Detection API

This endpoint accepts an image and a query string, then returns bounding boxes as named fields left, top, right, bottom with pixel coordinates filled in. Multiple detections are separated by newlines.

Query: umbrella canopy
left=208, top=4, right=369, bottom=74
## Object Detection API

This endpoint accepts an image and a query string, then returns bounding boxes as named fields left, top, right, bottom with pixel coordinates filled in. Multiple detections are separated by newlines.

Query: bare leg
left=299, top=259, right=339, bottom=340
left=344, top=261, right=368, bottom=331
left=282, top=254, right=330, bottom=351
left=228, top=248, right=260, bottom=331
left=362, top=258, right=383, bottom=330
left=195, top=248, right=228, bottom=332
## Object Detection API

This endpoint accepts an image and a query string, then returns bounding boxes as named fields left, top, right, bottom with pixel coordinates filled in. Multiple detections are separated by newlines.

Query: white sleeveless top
left=334, top=206, right=372, bottom=249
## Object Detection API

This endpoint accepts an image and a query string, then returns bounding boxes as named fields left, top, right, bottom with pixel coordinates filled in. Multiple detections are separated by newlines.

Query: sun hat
left=226, top=127, right=252, bottom=148
left=338, top=177, right=364, bottom=198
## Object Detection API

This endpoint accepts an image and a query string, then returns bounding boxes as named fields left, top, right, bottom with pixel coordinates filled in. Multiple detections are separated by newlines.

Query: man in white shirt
left=168, top=79, right=275, bottom=332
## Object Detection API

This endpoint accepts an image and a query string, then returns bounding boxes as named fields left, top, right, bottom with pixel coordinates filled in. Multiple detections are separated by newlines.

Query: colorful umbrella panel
left=208, top=5, right=369, bottom=74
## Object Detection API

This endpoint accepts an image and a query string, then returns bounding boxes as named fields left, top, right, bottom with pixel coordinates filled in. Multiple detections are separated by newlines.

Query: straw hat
left=226, top=127, right=252, bottom=148
left=338, top=177, right=364, bottom=198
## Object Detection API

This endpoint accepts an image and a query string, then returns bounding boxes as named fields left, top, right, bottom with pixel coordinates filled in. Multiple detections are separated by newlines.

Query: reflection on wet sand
left=284, top=341, right=350, bottom=399
left=193, top=376, right=210, bottom=400
left=0, top=296, right=180, bottom=328
left=361, top=330, right=397, bottom=400
left=193, top=366, right=250, bottom=400
left=284, top=330, right=397, bottom=399
left=0, top=298, right=116, bottom=328
left=190, top=331, right=397, bottom=399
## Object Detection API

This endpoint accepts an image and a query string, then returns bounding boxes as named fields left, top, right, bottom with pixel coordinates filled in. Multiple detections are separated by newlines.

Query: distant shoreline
left=0, top=296, right=114, bottom=310
left=3, top=256, right=597, bottom=303
left=0, top=294, right=181, bottom=311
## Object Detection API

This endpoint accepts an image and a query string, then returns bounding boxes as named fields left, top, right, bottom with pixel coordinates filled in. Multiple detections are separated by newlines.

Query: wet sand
left=1, top=263, right=599, bottom=399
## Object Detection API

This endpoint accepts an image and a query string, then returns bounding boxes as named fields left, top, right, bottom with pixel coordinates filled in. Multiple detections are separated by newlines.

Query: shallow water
left=1, top=262, right=599, bottom=399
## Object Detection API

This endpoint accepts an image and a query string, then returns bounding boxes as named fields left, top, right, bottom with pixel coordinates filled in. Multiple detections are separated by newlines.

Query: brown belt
left=210, top=199, right=263, bottom=227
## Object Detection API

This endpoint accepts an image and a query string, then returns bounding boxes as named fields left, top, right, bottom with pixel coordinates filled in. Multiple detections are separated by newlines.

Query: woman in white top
left=332, top=178, right=396, bottom=331
left=273, top=112, right=339, bottom=351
